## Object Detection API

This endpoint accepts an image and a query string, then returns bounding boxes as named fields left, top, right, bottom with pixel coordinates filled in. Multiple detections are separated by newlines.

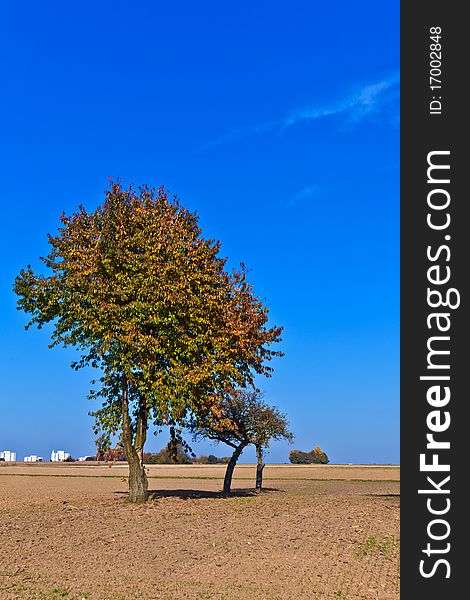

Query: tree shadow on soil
left=114, top=487, right=282, bottom=500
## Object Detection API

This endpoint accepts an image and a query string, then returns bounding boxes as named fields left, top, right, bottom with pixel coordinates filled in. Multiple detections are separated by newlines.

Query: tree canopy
left=187, top=390, right=286, bottom=449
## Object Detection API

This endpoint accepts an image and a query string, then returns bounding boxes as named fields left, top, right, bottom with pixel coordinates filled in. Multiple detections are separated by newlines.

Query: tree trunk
left=223, top=443, right=246, bottom=495
left=255, top=445, right=265, bottom=492
left=121, top=383, right=148, bottom=503
left=127, top=453, right=148, bottom=503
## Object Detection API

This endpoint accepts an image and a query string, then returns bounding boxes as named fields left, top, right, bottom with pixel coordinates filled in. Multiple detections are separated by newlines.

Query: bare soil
left=0, top=464, right=399, bottom=600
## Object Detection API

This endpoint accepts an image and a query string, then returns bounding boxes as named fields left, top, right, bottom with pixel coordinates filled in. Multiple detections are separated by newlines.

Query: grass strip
left=0, top=473, right=399, bottom=482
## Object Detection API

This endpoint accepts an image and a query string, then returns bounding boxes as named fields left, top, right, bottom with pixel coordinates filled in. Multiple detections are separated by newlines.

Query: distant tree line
left=142, top=446, right=231, bottom=465
left=83, top=446, right=231, bottom=465
left=194, top=454, right=230, bottom=465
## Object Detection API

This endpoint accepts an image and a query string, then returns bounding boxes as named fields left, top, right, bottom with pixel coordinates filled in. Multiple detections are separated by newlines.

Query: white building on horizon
left=0, top=450, right=17, bottom=462
left=24, top=455, right=43, bottom=462
left=51, top=450, right=71, bottom=462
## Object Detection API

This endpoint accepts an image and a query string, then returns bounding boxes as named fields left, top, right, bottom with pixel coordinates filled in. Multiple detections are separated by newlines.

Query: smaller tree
left=289, top=446, right=329, bottom=464
left=187, top=390, right=292, bottom=494
left=253, top=405, right=293, bottom=492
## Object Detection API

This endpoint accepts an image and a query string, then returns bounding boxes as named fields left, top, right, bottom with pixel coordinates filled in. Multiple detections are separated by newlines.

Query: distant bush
left=96, top=448, right=126, bottom=462
left=144, top=443, right=192, bottom=465
left=64, top=456, right=75, bottom=462
left=143, top=451, right=167, bottom=464
left=193, top=454, right=230, bottom=464
left=289, top=446, right=329, bottom=464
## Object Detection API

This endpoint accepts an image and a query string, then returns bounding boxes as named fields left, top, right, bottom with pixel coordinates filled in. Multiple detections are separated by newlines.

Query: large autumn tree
left=14, top=181, right=282, bottom=502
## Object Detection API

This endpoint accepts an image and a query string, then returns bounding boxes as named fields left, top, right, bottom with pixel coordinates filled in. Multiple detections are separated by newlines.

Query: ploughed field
left=0, top=463, right=400, bottom=600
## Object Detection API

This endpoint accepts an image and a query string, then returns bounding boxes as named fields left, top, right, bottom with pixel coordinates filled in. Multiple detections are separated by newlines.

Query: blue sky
left=0, top=1, right=399, bottom=464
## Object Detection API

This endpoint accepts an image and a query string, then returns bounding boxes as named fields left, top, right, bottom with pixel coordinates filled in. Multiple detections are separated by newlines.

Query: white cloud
left=283, top=72, right=399, bottom=128
left=287, top=185, right=318, bottom=207
left=199, top=72, right=399, bottom=151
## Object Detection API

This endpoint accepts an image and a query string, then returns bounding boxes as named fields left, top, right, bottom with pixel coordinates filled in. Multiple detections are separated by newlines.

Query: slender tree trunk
left=121, top=384, right=148, bottom=503
left=223, top=443, right=247, bottom=495
left=255, top=445, right=265, bottom=492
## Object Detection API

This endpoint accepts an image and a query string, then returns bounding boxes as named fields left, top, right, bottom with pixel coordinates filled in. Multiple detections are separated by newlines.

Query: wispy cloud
left=285, top=73, right=399, bottom=127
left=287, top=185, right=318, bottom=207
left=199, top=72, right=399, bottom=151
left=198, top=119, right=282, bottom=152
